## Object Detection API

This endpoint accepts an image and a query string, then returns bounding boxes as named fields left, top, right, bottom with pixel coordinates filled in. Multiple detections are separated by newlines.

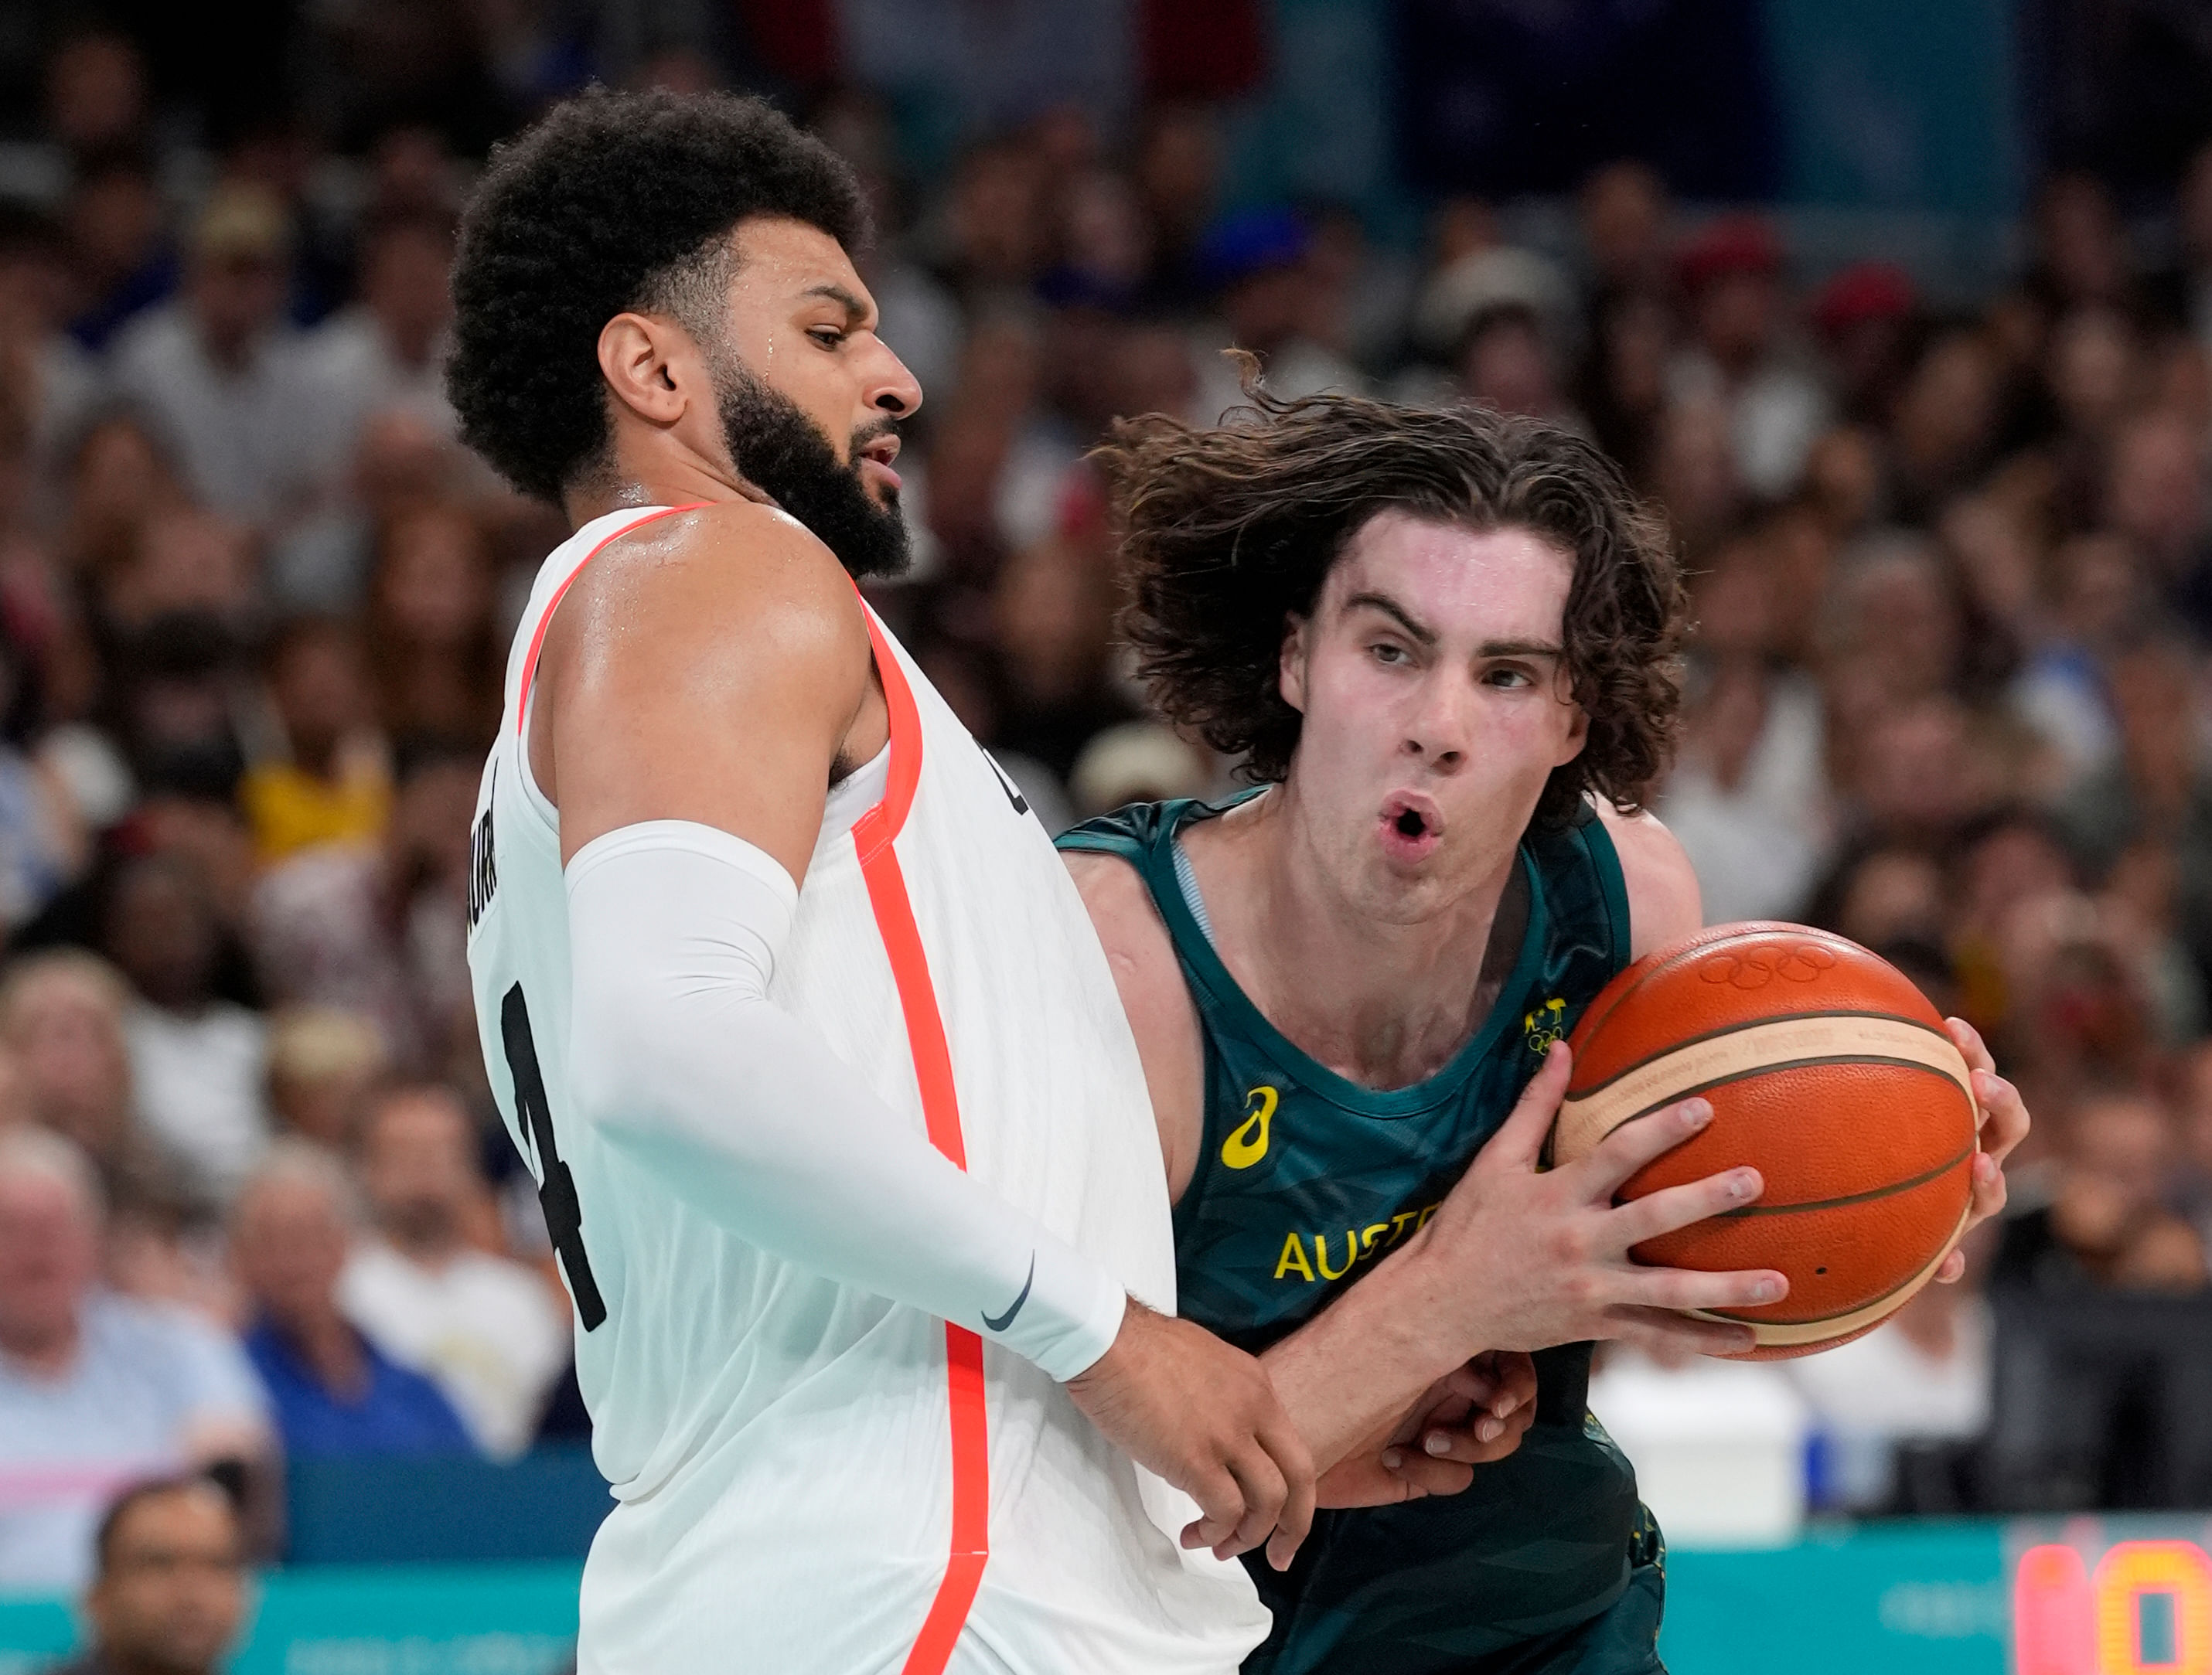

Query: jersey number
left=502, top=983, right=607, bottom=1330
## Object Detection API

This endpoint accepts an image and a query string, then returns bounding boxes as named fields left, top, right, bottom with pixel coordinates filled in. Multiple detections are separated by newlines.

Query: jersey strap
left=850, top=603, right=991, bottom=1675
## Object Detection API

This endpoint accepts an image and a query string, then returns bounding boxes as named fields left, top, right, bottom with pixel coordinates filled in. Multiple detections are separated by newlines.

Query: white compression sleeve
left=564, top=820, right=1127, bottom=1382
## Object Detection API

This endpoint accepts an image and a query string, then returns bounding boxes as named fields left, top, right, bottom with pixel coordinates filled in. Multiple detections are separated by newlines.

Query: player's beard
left=714, top=361, right=910, bottom=580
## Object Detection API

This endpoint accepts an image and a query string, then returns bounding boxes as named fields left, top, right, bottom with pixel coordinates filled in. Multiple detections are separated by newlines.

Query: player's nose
left=866, top=339, right=924, bottom=420
left=1401, top=675, right=1477, bottom=770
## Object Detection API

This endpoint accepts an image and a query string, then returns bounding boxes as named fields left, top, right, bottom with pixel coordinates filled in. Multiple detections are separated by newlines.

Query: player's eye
left=807, top=326, right=846, bottom=349
left=1484, top=665, right=1534, bottom=688
left=1370, top=642, right=1409, bottom=666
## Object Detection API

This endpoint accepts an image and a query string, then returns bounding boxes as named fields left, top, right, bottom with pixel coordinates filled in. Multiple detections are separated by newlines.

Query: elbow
left=565, top=981, right=680, bottom=1151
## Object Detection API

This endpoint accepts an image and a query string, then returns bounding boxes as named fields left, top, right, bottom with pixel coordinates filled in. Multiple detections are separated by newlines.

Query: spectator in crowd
left=1658, top=551, right=1831, bottom=921
left=1991, top=1087, right=2209, bottom=1294
left=249, top=737, right=478, bottom=1075
left=298, top=208, right=459, bottom=472
left=263, top=1007, right=385, bottom=1148
left=266, top=405, right=469, bottom=615
left=104, top=614, right=247, bottom=799
left=107, top=184, right=332, bottom=526
left=237, top=618, right=389, bottom=864
left=1188, top=208, right=1362, bottom=423
left=103, top=856, right=269, bottom=1206
left=58, top=410, right=182, bottom=595
left=63, top=152, right=172, bottom=356
left=1811, top=260, right=1919, bottom=428
left=0, top=952, right=164, bottom=1200
left=39, top=1475, right=247, bottom=1675
left=1884, top=326, right=2004, bottom=525
left=339, top=1086, right=567, bottom=1459
left=231, top=1140, right=472, bottom=1460
left=43, top=31, right=149, bottom=163
left=1577, top=159, right=1670, bottom=301
left=361, top=506, right=500, bottom=744
left=0, top=206, right=102, bottom=479
left=100, top=509, right=261, bottom=645
left=0, top=1127, right=268, bottom=1591
left=1665, top=214, right=1829, bottom=501
left=1406, top=242, right=1579, bottom=421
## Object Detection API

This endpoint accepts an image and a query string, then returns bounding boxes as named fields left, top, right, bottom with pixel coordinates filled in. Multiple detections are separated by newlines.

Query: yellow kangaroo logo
left=1222, top=1084, right=1278, bottom=1169
left=1524, top=996, right=1567, bottom=1053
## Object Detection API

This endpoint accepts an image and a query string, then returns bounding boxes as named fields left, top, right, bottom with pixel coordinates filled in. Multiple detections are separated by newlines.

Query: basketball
left=1552, top=921, right=1979, bottom=1360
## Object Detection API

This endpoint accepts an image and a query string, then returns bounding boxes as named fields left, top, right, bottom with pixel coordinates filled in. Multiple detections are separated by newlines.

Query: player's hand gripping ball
left=1551, top=922, right=1977, bottom=1359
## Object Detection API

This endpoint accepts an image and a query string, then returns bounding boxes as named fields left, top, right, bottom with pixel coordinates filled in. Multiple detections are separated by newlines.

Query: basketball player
left=1060, top=389, right=2030, bottom=1673
left=449, top=91, right=1315, bottom=1673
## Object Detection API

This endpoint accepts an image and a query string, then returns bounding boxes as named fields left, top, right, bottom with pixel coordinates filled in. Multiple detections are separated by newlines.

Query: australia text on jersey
left=1272, top=1200, right=1441, bottom=1283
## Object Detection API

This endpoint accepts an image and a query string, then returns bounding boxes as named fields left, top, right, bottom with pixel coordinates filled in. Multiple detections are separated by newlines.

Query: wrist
left=1263, top=1246, right=1474, bottom=1472
left=1387, top=1232, right=1495, bottom=1381
left=1063, top=1290, right=1139, bottom=1386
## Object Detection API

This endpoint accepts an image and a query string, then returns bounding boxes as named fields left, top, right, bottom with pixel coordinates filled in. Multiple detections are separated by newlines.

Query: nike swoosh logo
left=982, top=1255, right=1036, bottom=1333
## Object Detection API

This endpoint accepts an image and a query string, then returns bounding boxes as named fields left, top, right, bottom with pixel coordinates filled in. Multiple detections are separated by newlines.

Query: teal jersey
left=1058, top=795, right=1652, bottom=1675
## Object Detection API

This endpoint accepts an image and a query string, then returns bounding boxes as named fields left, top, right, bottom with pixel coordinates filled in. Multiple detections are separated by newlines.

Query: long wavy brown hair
left=1098, top=377, right=1686, bottom=829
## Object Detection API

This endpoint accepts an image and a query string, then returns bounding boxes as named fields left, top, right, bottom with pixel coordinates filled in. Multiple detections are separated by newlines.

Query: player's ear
left=1278, top=614, right=1310, bottom=714
left=1550, top=659, right=1590, bottom=765
left=1554, top=696, right=1590, bottom=765
left=597, top=312, right=694, bottom=427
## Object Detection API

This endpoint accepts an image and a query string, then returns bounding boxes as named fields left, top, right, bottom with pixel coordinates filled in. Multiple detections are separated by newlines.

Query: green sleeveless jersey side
left=1059, top=795, right=1649, bottom=1675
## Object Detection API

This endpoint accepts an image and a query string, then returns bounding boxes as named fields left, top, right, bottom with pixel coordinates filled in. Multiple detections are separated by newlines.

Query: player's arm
left=548, top=512, right=1311, bottom=1564
left=1088, top=809, right=1778, bottom=1486
left=1063, top=850, right=1208, bottom=1200
left=1067, top=848, right=1527, bottom=1505
left=1256, top=805, right=1716, bottom=1496
left=1596, top=801, right=1702, bottom=958
left=550, top=506, right=1130, bottom=1374
left=1599, top=800, right=2027, bottom=1277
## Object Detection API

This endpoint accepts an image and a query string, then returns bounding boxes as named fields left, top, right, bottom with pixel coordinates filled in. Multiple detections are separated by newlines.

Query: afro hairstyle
left=445, top=87, right=870, bottom=504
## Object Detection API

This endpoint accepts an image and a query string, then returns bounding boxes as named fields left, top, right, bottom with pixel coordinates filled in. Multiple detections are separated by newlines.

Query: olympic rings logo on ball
left=1696, top=942, right=1839, bottom=989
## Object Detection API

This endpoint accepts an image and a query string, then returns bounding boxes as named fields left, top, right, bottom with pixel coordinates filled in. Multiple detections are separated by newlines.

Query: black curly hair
left=1098, top=379, right=1686, bottom=829
left=446, top=87, right=870, bottom=504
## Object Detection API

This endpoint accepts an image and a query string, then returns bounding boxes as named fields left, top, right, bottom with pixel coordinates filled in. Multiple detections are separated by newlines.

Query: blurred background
left=0, top=1, right=2209, bottom=1670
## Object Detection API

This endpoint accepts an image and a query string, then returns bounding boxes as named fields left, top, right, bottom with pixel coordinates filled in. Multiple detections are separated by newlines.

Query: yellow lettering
left=1416, top=1204, right=1439, bottom=1231
left=1387, top=1210, right=1420, bottom=1247
left=1274, top=1230, right=1316, bottom=1282
left=1315, top=1230, right=1357, bottom=1281
left=1359, top=1223, right=1389, bottom=1256
left=1222, top=1085, right=1278, bottom=1169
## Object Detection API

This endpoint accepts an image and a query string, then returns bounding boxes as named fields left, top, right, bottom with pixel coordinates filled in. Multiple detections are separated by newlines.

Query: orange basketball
left=1552, top=921, right=1978, bottom=1360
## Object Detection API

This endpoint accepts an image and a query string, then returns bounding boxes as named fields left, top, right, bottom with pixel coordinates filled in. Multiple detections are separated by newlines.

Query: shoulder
left=585, top=499, right=864, bottom=632
left=1593, top=802, right=1703, bottom=958
left=567, top=501, right=871, bottom=689
left=1063, top=847, right=1178, bottom=989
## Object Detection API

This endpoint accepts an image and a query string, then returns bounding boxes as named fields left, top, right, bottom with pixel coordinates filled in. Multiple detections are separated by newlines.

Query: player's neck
left=561, top=431, right=753, bottom=529
left=1195, top=785, right=1521, bottom=1090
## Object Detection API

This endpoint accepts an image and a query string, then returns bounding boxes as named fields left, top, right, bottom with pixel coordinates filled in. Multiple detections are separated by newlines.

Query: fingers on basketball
left=1487, top=1041, right=1573, bottom=1170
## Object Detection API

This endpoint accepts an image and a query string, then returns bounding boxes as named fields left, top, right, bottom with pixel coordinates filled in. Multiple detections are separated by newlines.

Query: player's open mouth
left=858, top=434, right=902, bottom=493
left=1377, top=794, right=1443, bottom=863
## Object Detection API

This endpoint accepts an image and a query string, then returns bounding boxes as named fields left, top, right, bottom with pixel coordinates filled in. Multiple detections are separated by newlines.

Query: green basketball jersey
left=1058, top=794, right=1653, bottom=1675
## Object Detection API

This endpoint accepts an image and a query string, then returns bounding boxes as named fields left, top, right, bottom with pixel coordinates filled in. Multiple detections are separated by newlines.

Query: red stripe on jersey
left=514, top=503, right=708, bottom=740
left=852, top=605, right=992, bottom=1673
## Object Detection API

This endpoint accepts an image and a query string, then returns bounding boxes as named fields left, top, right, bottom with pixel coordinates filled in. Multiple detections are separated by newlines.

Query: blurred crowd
left=3, top=14, right=2212, bottom=1593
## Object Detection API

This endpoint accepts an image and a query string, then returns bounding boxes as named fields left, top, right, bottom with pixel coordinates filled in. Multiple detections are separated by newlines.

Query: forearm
left=1259, top=1233, right=1474, bottom=1472
left=566, top=821, right=1126, bottom=1381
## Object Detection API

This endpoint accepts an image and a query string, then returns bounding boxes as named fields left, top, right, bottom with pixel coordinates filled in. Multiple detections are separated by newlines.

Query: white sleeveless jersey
left=465, top=506, right=1266, bottom=1674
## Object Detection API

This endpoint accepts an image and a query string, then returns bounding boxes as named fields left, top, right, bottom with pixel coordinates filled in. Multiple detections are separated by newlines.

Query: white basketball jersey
left=465, top=506, right=1266, bottom=1674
